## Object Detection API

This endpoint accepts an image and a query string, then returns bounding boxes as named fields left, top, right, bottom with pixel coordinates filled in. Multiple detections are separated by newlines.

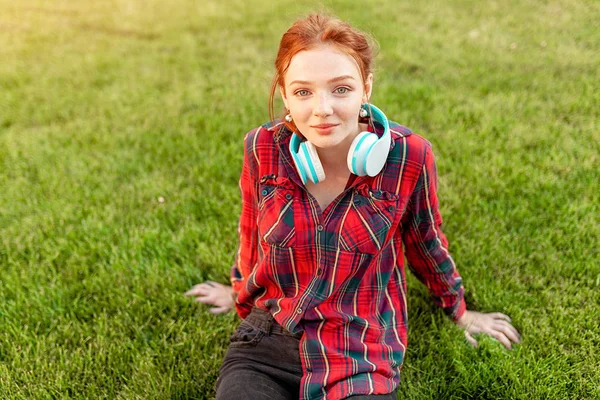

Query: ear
left=363, top=73, right=374, bottom=103
left=279, top=86, right=289, bottom=110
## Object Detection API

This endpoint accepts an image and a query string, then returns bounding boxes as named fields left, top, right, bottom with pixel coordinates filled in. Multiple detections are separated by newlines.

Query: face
left=280, top=44, right=373, bottom=150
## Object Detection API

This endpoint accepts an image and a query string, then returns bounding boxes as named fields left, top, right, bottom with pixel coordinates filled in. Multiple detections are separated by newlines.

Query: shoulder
left=243, top=121, right=274, bottom=149
left=243, top=120, right=286, bottom=151
left=388, top=120, right=434, bottom=167
left=241, top=120, right=287, bottom=175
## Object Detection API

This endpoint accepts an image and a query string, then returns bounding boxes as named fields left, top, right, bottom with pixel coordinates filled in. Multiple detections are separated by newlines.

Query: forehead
left=284, top=45, right=362, bottom=85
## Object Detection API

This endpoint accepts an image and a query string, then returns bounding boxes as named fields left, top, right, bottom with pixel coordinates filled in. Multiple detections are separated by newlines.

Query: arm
left=401, top=144, right=521, bottom=348
left=230, top=128, right=261, bottom=302
left=401, top=143, right=466, bottom=320
left=185, top=128, right=261, bottom=315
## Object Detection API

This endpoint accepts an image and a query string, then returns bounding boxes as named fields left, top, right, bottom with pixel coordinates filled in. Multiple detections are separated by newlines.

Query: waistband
left=245, top=307, right=304, bottom=339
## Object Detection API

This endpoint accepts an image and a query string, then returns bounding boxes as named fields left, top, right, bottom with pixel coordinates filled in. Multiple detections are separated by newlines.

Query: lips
left=311, top=124, right=339, bottom=135
left=311, top=124, right=339, bottom=128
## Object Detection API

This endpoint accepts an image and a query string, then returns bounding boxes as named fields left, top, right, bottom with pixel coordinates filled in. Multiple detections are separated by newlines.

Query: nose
left=313, top=92, right=333, bottom=117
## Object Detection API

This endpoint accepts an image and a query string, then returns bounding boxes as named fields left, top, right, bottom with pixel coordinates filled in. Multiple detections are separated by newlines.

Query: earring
left=359, top=105, right=368, bottom=118
left=285, top=113, right=293, bottom=122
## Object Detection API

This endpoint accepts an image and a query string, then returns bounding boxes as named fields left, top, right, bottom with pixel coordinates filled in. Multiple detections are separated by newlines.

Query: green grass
left=1, top=0, right=599, bottom=398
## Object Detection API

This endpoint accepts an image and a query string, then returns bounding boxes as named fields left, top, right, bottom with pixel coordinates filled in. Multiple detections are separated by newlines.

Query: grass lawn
left=0, top=0, right=598, bottom=398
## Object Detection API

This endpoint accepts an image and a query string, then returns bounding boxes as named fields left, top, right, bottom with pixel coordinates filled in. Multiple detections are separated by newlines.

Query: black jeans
left=215, top=307, right=398, bottom=400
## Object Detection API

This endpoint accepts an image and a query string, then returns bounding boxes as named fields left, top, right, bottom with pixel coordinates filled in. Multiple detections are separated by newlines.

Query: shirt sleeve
left=401, top=143, right=467, bottom=321
left=230, top=128, right=260, bottom=297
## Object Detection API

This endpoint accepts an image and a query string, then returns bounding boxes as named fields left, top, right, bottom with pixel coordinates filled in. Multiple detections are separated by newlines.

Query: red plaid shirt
left=231, top=120, right=466, bottom=400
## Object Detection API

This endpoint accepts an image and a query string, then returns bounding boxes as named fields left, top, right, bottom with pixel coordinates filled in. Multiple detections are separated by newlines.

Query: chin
left=308, top=135, right=343, bottom=149
left=302, top=130, right=343, bottom=146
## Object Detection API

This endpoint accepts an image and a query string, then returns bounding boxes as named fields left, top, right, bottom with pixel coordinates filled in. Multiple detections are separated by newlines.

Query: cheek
left=337, top=100, right=361, bottom=120
left=292, top=104, right=312, bottom=121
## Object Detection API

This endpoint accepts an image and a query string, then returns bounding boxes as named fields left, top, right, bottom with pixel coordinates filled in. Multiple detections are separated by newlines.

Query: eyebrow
left=289, top=75, right=356, bottom=86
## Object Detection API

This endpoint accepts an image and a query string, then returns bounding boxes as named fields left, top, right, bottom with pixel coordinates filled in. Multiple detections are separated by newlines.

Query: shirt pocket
left=257, top=176, right=296, bottom=247
left=339, top=187, right=398, bottom=254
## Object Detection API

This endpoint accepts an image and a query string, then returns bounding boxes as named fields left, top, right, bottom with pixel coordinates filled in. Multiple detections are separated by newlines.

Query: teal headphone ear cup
left=364, top=138, right=390, bottom=176
left=346, top=103, right=392, bottom=177
left=347, top=131, right=378, bottom=176
left=289, top=133, right=325, bottom=184
left=299, top=140, right=326, bottom=183
left=289, top=133, right=308, bottom=184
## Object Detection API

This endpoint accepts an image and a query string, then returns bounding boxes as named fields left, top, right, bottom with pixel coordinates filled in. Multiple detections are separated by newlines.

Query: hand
left=455, top=310, right=521, bottom=350
left=184, top=281, right=234, bottom=315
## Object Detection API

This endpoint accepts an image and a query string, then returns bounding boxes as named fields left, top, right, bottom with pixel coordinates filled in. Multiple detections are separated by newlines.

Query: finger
left=209, top=306, right=231, bottom=315
left=185, top=287, right=207, bottom=297
left=467, top=324, right=483, bottom=335
left=184, top=284, right=205, bottom=296
left=464, top=331, right=478, bottom=348
left=495, top=321, right=521, bottom=343
left=496, top=319, right=521, bottom=337
left=185, top=283, right=215, bottom=296
left=489, top=312, right=512, bottom=323
left=487, top=329, right=512, bottom=350
left=195, top=295, right=215, bottom=304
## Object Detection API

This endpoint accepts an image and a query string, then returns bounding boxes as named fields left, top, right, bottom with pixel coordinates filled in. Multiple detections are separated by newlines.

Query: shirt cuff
left=231, top=278, right=244, bottom=294
left=448, top=296, right=467, bottom=322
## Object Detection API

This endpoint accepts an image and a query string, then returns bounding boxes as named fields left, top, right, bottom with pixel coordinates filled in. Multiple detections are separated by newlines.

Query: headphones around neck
left=288, top=103, right=391, bottom=184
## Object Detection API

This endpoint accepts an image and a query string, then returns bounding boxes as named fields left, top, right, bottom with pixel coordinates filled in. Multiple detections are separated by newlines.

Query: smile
left=311, top=124, right=339, bottom=134
left=312, top=124, right=338, bottom=128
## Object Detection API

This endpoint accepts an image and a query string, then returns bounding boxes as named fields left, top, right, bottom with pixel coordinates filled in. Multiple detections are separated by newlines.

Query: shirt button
left=317, top=225, right=324, bottom=231
left=296, top=308, right=302, bottom=314
left=316, top=268, right=323, bottom=275
left=388, top=206, right=395, bottom=212
left=285, top=193, right=293, bottom=200
left=261, top=189, right=268, bottom=196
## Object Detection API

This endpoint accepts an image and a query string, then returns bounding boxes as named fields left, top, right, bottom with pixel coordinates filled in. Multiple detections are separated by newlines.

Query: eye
left=334, top=86, right=351, bottom=94
left=294, top=90, right=310, bottom=97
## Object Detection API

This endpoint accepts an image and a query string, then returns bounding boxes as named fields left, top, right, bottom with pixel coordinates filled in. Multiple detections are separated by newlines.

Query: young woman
left=185, top=13, right=521, bottom=400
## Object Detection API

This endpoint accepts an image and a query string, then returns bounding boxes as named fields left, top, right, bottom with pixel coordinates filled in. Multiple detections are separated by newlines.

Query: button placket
left=316, top=224, right=326, bottom=276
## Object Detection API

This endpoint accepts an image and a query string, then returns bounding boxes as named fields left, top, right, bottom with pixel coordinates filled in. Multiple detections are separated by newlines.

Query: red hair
left=268, top=13, right=378, bottom=133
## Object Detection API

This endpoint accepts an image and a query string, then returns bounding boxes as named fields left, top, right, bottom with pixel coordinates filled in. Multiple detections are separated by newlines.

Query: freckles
left=333, top=99, right=356, bottom=111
